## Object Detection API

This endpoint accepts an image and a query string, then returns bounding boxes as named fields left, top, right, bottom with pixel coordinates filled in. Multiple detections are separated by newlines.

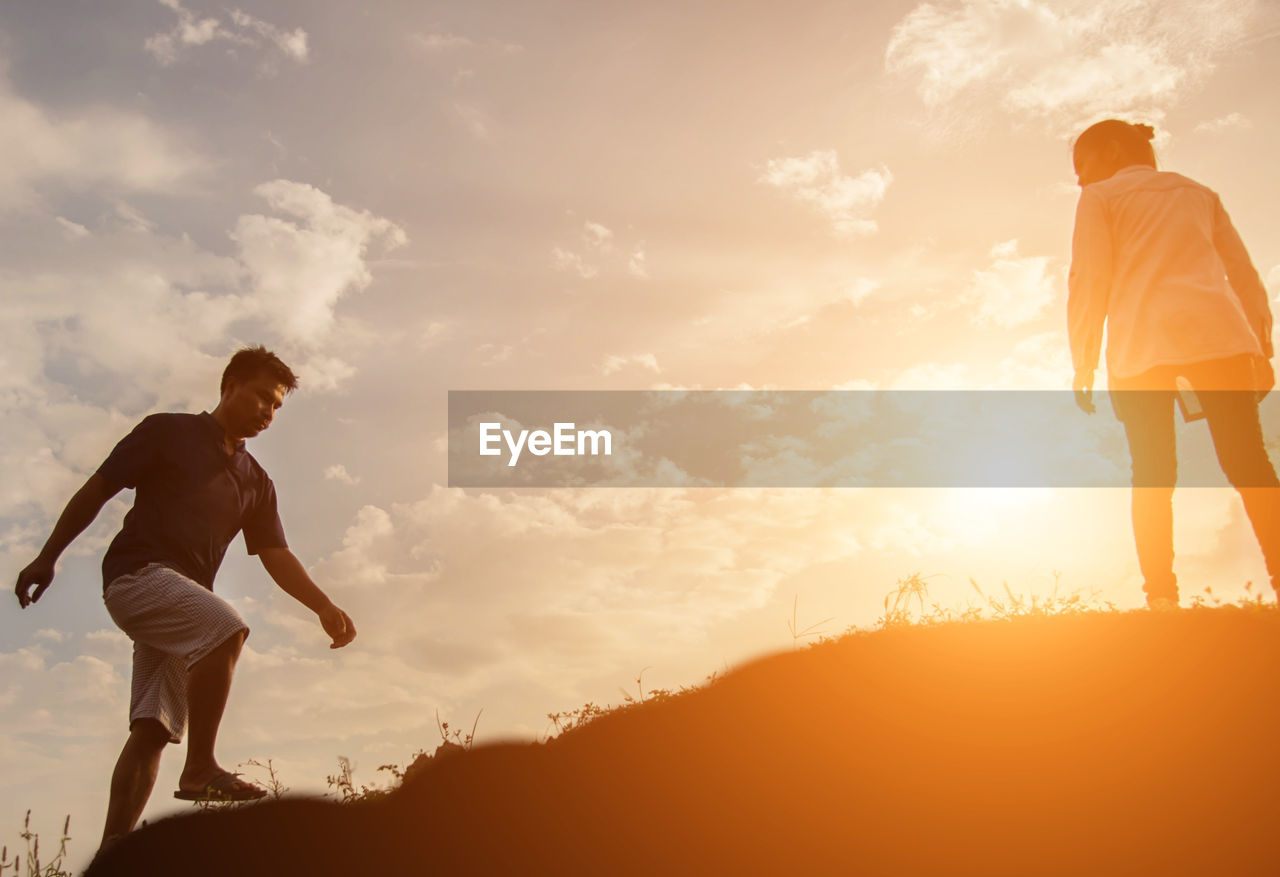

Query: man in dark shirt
left=13, top=346, right=356, bottom=847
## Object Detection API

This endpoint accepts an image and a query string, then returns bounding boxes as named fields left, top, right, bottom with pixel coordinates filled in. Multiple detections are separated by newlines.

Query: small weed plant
left=1, top=812, right=71, bottom=877
left=876, top=571, right=1115, bottom=630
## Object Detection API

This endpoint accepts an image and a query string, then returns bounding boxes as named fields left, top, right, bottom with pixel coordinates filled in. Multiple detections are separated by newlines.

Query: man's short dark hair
left=220, top=346, right=299, bottom=395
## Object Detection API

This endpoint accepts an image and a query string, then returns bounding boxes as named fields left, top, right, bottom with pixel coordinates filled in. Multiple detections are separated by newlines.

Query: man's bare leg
left=101, top=719, right=170, bottom=846
left=177, top=630, right=246, bottom=794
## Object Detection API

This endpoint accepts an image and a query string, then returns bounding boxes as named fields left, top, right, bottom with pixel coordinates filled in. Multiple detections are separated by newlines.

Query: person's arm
left=1067, top=187, right=1112, bottom=414
left=1212, top=194, right=1273, bottom=358
left=257, top=546, right=356, bottom=649
left=15, top=473, right=122, bottom=608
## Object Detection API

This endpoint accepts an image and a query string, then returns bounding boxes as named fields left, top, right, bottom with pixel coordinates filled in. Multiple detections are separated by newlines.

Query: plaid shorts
left=103, top=563, right=249, bottom=743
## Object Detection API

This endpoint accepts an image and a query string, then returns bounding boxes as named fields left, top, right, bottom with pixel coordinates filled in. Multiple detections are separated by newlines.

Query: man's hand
left=12, top=474, right=117, bottom=610
left=15, top=556, right=56, bottom=608
left=319, top=604, right=356, bottom=649
left=259, top=547, right=356, bottom=649
left=1073, top=369, right=1096, bottom=415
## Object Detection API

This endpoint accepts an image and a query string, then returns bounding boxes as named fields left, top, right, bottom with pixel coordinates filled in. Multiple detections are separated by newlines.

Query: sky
left=2, top=0, right=1280, bottom=867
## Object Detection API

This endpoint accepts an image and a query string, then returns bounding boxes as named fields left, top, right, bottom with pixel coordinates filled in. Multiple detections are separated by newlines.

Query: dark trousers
left=1112, top=355, right=1280, bottom=602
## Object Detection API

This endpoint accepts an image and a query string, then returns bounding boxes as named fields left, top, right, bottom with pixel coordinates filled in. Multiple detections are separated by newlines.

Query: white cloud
left=1195, top=112, right=1252, bottom=133
left=232, top=179, right=408, bottom=346
left=54, top=217, right=89, bottom=239
left=846, top=278, right=880, bottom=306
left=419, top=320, right=453, bottom=348
left=1007, top=42, right=1183, bottom=118
left=600, top=353, right=661, bottom=376
left=312, top=488, right=863, bottom=674
left=551, top=222, right=645, bottom=281
left=413, top=32, right=477, bottom=51
left=888, top=361, right=973, bottom=390
left=114, top=201, right=155, bottom=233
left=297, top=354, right=358, bottom=392
left=0, top=70, right=206, bottom=210
left=0, top=180, right=404, bottom=526
left=966, top=239, right=1055, bottom=328
left=451, top=101, right=493, bottom=140
left=477, top=342, right=514, bottom=365
left=759, top=150, right=892, bottom=237
left=583, top=221, right=614, bottom=250
left=324, top=464, right=361, bottom=485
left=228, top=9, right=309, bottom=63
left=552, top=246, right=597, bottom=279
left=145, top=0, right=308, bottom=68
left=993, top=331, right=1074, bottom=389
left=627, top=248, right=649, bottom=279
left=411, top=31, right=523, bottom=54
left=885, top=0, right=1259, bottom=131
left=145, top=0, right=223, bottom=65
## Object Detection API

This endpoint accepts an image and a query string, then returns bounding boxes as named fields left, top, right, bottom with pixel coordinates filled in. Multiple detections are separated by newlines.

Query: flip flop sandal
left=174, top=770, right=268, bottom=801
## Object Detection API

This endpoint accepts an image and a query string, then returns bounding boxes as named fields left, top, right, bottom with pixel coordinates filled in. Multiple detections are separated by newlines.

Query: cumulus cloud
left=144, top=0, right=223, bottom=64
left=411, top=31, right=523, bottom=54
left=583, top=221, right=614, bottom=250
left=324, top=464, right=361, bottom=485
left=888, top=361, right=974, bottom=390
left=54, top=217, right=89, bottom=239
left=995, top=331, right=1074, bottom=388
left=145, top=0, right=308, bottom=68
left=966, top=239, right=1055, bottom=328
left=551, top=246, right=598, bottom=279
left=885, top=0, right=1259, bottom=131
left=759, top=150, right=892, bottom=237
left=414, top=32, right=476, bottom=51
left=451, top=101, right=493, bottom=140
left=0, top=68, right=206, bottom=210
left=233, top=179, right=408, bottom=346
left=0, top=179, right=404, bottom=527
left=627, top=248, right=649, bottom=279
left=600, top=353, right=662, bottom=376
left=846, top=278, right=880, bottom=306
left=228, top=9, right=309, bottom=63
left=1195, top=112, right=1252, bottom=133
left=477, top=342, right=514, bottom=365
left=114, top=201, right=156, bottom=233
left=552, top=221, right=648, bottom=281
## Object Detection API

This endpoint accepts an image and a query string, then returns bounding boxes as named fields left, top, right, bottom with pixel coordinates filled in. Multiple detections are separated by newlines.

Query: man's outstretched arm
left=257, top=547, right=356, bottom=649
left=15, top=472, right=121, bottom=608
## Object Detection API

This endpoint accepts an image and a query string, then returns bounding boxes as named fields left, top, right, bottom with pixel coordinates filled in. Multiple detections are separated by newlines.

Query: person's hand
left=1073, top=369, right=1096, bottom=415
left=15, top=556, right=55, bottom=608
left=319, top=604, right=356, bottom=649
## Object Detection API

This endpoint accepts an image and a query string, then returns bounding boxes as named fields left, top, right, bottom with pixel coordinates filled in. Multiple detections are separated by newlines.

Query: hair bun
left=1134, top=123, right=1155, bottom=141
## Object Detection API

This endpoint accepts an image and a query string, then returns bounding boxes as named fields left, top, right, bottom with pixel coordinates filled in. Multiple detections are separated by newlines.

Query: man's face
left=221, top=373, right=288, bottom=439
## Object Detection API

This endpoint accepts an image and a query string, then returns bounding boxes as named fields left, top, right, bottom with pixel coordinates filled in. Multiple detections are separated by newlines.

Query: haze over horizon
left=3, top=1, right=1279, bottom=869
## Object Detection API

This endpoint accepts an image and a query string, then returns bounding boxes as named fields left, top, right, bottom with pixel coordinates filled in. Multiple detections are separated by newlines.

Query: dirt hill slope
left=87, top=607, right=1280, bottom=875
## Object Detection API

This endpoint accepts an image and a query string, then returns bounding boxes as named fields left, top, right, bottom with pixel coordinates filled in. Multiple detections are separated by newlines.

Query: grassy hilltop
left=85, top=605, right=1280, bottom=876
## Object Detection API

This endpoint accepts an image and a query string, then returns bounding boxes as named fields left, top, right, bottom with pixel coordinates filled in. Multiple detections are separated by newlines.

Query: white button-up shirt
left=1068, top=164, right=1272, bottom=381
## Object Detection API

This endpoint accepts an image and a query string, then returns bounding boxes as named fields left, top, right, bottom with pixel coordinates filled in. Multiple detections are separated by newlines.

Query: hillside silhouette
left=87, top=607, right=1280, bottom=876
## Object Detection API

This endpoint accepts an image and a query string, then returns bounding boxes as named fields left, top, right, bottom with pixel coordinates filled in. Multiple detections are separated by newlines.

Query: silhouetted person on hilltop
left=1067, top=119, right=1278, bottom=610
left=13, top=346, right=356, bottom=848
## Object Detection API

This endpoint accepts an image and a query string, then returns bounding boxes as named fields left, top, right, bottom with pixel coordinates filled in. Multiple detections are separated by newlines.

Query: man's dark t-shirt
left=97, top=412, right=288, bottom=592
